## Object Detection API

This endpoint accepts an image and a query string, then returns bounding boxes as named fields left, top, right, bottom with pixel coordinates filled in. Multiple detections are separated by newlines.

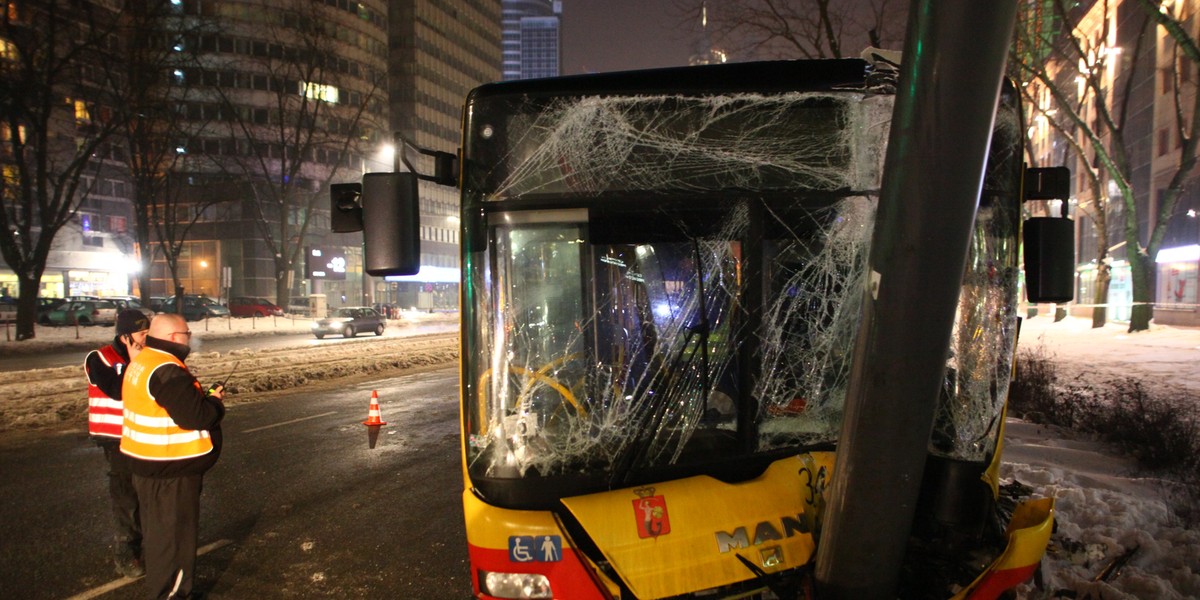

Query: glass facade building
left=501, top=0, right=560, bottom=81
left=386, top=0, right=502, bottom=310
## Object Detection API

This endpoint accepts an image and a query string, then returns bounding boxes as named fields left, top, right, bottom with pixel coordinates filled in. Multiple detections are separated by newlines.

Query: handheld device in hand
left=207, top=360, right=239, bottom=396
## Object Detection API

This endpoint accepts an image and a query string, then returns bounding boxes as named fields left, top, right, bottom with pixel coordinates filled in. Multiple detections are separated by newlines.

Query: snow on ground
left=0, top=310, right=459, bottom=432
left=1, top=310, right=1197, bottom=597
left=1008, top=314, right=1200, bottom=599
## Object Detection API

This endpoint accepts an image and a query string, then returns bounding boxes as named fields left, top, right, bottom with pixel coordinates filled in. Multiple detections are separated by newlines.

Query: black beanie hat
left=116, top=309, right=150, bottom=336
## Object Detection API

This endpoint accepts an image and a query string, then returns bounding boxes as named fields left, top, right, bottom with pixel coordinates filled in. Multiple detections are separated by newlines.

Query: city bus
left=339, top=57, right=1061, bottom=599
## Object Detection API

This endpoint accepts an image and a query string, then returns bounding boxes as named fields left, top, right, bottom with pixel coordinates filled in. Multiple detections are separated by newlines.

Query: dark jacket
left=84, top=338, right=132, bottom=444
left=127, top=335, right=225, bottom=479
left=84, top=337, right=132, bottom=400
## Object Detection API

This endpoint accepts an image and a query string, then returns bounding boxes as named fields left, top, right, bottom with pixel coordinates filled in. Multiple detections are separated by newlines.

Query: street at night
left=4, top=1, right=1200, bottom=598
left=0, top=365, right=470, bottom=600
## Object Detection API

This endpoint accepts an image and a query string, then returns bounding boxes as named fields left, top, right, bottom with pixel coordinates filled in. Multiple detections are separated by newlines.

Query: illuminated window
left=6, top=2, right=23, bottom=22
left=0, top=38, right=17, bottom=61
left=74, top=99, right=90, bottom=123
left=300, top=82, right=340, bottom=103
left=0, top=124, right=25, bottom=143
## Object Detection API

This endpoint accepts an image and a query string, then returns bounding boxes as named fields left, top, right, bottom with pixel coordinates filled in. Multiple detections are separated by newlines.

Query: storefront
left=0, top=248, right=135, bottom=300
left=299, top=245, right=366, bottom=311
left=383, top=265, right=460, bottom=312
left=1154, top=244, right=1200, bottom=326
left=1072, top=260, right=1133, bottom=322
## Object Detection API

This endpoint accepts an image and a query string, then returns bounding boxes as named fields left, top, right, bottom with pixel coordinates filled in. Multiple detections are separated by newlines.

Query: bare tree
left=108, top=0, right=201, bottom=307
left=1135, top=0, right=1200, bottom=317
left=203, top=0, right=385, bottom=310
left=672, top=0, right=907, bottom=60
left=1015, top=0, right=1200, bottom=332
left=1013, top=1, right=1119, bottom=327
left=0, top=0, right=126, bottom=339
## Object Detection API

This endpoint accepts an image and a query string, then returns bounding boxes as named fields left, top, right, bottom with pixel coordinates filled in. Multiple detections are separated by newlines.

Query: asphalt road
left=0, top=366, right=473, bottom=600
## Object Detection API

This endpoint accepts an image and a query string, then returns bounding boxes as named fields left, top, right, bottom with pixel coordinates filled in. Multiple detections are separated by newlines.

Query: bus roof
left=467, top=59, right=872, bottom=104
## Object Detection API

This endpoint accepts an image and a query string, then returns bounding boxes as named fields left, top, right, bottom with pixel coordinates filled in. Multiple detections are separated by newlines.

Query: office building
left=384, top=0, right=502, bottom=309
left=501, top=0, right=560, bottom=81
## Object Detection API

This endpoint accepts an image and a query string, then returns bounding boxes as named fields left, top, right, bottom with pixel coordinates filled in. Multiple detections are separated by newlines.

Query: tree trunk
left=274, top=273, right=291, bottom=316
left=137, top=271, right=152, bottom=304
left=15, top=275, right=40, bottom=341
left=1091, top=262, right=1111, bottom=328
left=275, top=260, right=293, bottom=315
left=1128, top=252, right=1155, bottom=332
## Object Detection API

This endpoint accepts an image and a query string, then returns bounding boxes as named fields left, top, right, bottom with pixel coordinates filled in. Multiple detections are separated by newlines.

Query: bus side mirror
left=1023, top=167, right=1074, bottom=304
left=362, top=172, right=421, bottom=276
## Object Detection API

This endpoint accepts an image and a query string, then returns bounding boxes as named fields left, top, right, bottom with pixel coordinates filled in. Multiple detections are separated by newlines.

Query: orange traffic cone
left=363, top=390, right=387, bottom=426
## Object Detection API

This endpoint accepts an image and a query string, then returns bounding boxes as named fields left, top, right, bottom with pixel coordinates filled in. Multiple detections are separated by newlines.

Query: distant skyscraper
left=502, top=0, right=561, bottom=80
left=388, top=0, right=502, bottom=308
left=689, top=2, right=727, bottom=66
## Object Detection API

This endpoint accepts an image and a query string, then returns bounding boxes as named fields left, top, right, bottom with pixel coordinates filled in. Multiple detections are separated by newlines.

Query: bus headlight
left=480, top=570, right=552, bottom=599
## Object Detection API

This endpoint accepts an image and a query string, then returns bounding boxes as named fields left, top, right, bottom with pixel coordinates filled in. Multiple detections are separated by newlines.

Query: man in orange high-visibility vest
left=84, top=309, right=149, bottom=578
left=121, top=313, right=225, bottom=600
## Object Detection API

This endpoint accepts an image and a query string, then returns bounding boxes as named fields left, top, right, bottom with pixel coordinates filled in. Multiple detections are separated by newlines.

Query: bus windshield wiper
left=609, top=238, right=713, bottom=488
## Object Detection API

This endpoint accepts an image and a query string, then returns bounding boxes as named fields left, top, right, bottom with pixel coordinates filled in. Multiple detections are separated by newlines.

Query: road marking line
left=63, top=539, right=233, bottom=600
left=242, top=411, right=338, bottom=433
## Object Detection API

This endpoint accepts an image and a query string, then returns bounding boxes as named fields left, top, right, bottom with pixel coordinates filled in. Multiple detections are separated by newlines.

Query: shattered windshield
left=461, top=91, right=890, bottom=492
left=460, top=85, right=1021, bottom=498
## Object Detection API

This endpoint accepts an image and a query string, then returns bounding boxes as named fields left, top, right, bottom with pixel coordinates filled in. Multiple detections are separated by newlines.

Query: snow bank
left=1009, top=315, right=1200, bottom=599
left=0, top=310, right=459, bottom=432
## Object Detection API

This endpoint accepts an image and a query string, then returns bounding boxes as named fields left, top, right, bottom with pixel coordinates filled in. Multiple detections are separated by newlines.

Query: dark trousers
left=133, top=474, right=203, bottom=600
left=99, top=441, right=142, bottom=556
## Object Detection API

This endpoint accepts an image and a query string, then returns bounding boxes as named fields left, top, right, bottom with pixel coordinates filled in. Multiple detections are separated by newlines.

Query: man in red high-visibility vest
left=121, top=313, right=225, bottom=600
left=84, top=308, right=150, bottom=578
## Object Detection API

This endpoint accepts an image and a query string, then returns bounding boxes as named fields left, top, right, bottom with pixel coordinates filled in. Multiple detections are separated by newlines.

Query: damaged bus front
left=340, top=58, right=1067, bottom=599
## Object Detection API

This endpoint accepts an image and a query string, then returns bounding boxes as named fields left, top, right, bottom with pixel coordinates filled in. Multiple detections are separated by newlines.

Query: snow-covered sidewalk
left=1016, top=313, right=1200, bottom=395
left=1009, top=314, right=1200, bottom=598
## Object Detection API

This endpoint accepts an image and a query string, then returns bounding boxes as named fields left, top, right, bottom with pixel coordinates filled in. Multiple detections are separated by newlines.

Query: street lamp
left=122, top=257, right=141, bottom=297
left=192, top=259, right=211, bottom=296
left=377, top=145, right=395, bottom=168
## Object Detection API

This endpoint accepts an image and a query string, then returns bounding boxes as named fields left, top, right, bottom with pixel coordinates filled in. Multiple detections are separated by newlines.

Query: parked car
left=158, top=294, right=230, bottom=321
left=228, top=296, right=283, bottom=318
left=37, top=298, right=68, bottom=324
left=109, top=296, right=156, bottom=320
left=287, top=296, right=312, bottom=317
left=46, top=299, right=119, bottom=326
left=311, top=306, right=386, bottom=339
left=182, top=295, right=229, bottom=321
left=0, top=297, right=15, bottom=322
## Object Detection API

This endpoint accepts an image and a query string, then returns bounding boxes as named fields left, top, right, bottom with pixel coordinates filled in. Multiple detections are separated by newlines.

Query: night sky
left=560, top=0, right=700, bottom=75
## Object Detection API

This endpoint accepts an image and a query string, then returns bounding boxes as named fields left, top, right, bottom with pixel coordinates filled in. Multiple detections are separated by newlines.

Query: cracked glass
left=458, top=84, right=1022, bottom=499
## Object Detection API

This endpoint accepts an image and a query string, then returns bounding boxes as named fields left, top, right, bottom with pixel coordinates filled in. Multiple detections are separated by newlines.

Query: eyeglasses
left=170, top=331, right=192, bottom=339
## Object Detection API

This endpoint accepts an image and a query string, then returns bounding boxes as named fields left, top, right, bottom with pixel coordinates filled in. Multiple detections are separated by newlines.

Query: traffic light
left=330, top=182, right=363, bottom=233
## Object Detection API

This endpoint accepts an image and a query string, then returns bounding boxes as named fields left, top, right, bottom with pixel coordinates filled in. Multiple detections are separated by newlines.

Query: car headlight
left=480, top=571, right=552, bottom=599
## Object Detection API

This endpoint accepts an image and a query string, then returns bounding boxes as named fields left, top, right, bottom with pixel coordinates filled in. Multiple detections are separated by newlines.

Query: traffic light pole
left=812, top=1, right=1020, bottom=597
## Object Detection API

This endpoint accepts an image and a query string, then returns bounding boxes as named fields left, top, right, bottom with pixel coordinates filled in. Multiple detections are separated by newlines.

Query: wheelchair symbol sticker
left=509, top=535, right=562, bottom=563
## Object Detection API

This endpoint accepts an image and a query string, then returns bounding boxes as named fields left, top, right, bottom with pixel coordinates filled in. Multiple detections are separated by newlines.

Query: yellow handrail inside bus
left=475, top=354, right=586, bottom=436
